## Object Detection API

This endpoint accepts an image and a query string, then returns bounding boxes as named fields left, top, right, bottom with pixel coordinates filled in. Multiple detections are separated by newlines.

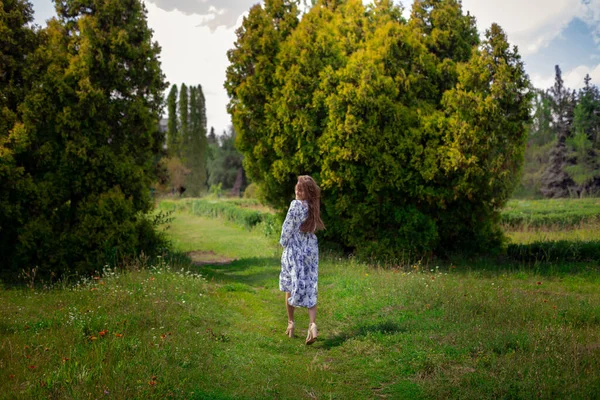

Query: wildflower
left=115, top=333, right=123, bottom=338
left=9, top=374, right=15, bottom=379
left=148, top=380, right=157, bottom=386
left=99, top=330, right=108, bottom=337
left=91, top=288, right=98, bottom=291
left=161, top=334, right=167, bottom=340
left=89, top=336, right=98, bottom=341
left=28, top=365, right=36, bottom=370
left=537, top=282, right=542, bottom=285
left=62, top=358, right=69, bottom=362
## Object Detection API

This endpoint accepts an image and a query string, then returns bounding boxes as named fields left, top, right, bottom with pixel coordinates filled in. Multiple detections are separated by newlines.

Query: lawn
left=1, top=199, right=599, bottom=399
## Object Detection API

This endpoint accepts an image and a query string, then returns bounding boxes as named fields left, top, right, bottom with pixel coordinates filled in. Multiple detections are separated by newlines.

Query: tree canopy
left=1, top=0, right=167, bottom=279
left=226, top=0, right=532, bottom=257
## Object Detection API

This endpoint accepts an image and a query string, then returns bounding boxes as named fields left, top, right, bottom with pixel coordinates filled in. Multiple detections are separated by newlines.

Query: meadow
left=1, top=198, right=599, bottom=399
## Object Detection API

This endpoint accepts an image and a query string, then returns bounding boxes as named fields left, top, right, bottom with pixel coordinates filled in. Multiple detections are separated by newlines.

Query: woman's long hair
left=297, top=175, right=325, bottom=233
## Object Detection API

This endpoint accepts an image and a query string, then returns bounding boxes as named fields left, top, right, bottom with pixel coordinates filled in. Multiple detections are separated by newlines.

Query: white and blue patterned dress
left=279, top=200, right=319, bottom=308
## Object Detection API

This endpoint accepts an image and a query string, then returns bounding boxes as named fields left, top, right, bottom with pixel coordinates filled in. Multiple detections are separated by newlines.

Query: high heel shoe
left=285, top=320, right=295, bottom=338
left=305, top=323, right=318, bottom=345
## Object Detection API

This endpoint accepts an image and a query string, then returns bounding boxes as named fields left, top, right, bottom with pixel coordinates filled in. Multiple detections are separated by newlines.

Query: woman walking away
left=279, top=175, right=325, bottom=345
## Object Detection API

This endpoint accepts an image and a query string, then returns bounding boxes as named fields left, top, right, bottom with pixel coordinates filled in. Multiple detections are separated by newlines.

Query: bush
left=243, top=183, right=260, bottom=199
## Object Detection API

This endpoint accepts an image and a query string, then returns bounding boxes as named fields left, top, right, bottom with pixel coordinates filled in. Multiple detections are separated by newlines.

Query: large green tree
left=0, top=0, right=39, bottom=271
left=225, top=0, right=299, bottom=204
left=226, top=0, right=532, bottom=257
left=1, top=0, right=167, bottom=278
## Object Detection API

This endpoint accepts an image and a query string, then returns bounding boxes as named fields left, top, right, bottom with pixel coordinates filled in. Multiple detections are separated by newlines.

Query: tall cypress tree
left=184, top=85, right=208, bottom=196
left=166, top=84, right=179, bottom=157
left=179, top=83, right=189, bottom=159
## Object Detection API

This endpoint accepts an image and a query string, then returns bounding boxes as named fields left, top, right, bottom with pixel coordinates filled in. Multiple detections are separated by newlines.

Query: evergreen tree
left=166, top=84, right=179, bottom=157
left=2, top=0, right=167, bottom=277
left=226, top=0, right=532, bottom=257
left=184, top=85, right=208, bottom=196
left=541, top=65, right=578, bottom=198
left=565, top=74, right=600, bottom=194
left=0, top=0, right=39, bottom=274
left=207, top=126, right=245, bottom=191
left=225, top=0, right=299, bottom=202
left=179, top=83, right=189, bottom=157
left=208, top=126, right=217, bottom=145
left=518, top=89, right=555, bottom=197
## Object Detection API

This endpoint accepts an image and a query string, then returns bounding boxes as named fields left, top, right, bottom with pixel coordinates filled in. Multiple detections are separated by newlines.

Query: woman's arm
left=279, top=200, right=302, bottom=247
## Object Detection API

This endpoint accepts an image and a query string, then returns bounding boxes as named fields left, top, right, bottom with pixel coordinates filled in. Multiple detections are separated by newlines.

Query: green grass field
left=1, top=199, right=600, bottom=399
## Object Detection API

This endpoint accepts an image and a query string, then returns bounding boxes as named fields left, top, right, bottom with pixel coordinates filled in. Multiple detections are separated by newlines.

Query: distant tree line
left=520, top=66, right=600, bottom=198
left=163, top=83, right=208, bottom=197
left=163, top=84, right=245, bottom=197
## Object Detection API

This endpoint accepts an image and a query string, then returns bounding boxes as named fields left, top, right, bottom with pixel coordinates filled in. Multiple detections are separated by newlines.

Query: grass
left=1, top=199, right=600, bottom=399
left=502, top=198, right=600, bottom=228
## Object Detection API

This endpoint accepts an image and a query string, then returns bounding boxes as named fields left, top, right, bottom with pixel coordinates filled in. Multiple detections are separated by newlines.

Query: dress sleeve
left=279, top=200, right=303, bottom=247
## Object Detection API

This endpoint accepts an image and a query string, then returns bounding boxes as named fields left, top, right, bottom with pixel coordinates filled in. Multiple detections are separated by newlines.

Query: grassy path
left=162, top=213, right=600, bottom=400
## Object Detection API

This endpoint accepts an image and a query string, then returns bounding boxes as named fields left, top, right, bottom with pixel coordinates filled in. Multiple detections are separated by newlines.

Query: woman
left=279, top=175, right=325, bottom=345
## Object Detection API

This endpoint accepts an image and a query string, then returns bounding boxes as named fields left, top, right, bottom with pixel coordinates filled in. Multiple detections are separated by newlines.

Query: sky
left=29, top=0, right=600, bottom=135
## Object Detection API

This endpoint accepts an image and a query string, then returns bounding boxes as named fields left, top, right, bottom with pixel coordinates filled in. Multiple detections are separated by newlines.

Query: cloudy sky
left=30, top=0, right=600, bottom=135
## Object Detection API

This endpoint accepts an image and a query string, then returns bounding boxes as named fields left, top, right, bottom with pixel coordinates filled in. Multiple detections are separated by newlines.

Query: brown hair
left=296, top=175, right=325, bottom=233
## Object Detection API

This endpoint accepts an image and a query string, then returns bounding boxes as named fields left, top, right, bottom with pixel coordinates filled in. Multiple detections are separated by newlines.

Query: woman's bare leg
left=285, top=292, right=295, bottom=321
left=308, top=305, right=317, bottom=325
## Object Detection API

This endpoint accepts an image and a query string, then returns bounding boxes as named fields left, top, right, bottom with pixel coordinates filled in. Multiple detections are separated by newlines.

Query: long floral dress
left=279, top=200, right=319, bottom=308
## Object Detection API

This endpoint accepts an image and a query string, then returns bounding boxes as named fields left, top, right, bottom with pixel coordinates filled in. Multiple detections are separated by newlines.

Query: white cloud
left=531, top=63, right=600, bottom=90
left=145, top=1, right=246, bottom=133
left=400, top=0, right=600, bottom=56
left=144, top=0, right=259, bottom=31
left=461, top=0, right=578, bottom=55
